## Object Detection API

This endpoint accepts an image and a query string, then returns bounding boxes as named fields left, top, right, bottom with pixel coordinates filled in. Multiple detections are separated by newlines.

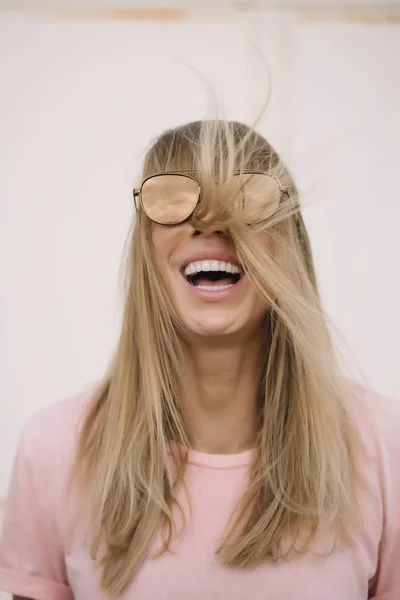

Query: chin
left=183, top=312, right=250, bottom=340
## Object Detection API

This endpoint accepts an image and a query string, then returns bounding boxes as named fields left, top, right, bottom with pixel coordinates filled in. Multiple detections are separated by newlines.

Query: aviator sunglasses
left=133, top=171, right=299, bottom=227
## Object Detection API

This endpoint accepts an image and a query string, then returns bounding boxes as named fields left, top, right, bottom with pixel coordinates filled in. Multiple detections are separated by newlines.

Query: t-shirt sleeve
left=368, top=394, right=400, bottom=600
left=0, top=421, right=73, bottom=600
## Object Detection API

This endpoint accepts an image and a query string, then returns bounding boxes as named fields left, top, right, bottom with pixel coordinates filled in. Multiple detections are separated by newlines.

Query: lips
left=177, top=250, right=243, bottom=295
left=182, top=261, right=240, bottom=290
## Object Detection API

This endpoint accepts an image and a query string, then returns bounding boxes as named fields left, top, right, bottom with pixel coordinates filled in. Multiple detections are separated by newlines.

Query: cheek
left=151, top=223, right=168, bottom=255
left=150, top=223, right=186, bottom=272
left=150, top=224, right=174, bottom=271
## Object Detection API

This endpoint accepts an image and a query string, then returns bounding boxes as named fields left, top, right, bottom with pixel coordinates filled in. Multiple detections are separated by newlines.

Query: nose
left=191, top=224, right=227, bottom=238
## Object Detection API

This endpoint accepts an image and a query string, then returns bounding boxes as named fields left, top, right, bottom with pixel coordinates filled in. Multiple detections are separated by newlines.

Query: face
left=151, top=220, right=269, bottom=341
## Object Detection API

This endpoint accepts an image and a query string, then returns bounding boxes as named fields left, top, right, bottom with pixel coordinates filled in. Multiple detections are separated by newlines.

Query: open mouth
left=182, top=260, right=242, bottom=291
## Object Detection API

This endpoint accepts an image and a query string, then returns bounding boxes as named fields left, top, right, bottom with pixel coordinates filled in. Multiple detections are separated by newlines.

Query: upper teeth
left=184, top=260, right=240, bottom=277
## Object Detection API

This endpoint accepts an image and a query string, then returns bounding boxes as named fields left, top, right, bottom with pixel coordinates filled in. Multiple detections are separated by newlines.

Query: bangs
left=143, top=121, right=280, bottom=180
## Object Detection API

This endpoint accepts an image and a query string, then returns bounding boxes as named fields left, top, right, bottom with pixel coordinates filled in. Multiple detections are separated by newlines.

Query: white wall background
left=1, top=7, right=400, bottom=596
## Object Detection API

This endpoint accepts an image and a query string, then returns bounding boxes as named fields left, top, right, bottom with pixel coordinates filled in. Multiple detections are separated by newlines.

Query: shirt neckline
left=187, top=446, right=254, bottom=469
left=168, top=441, right=254, bottom=469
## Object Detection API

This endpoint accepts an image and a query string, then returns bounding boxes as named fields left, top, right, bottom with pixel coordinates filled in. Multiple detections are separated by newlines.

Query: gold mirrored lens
left=141, top=174, right=199, bottom=224
left=234, top=174, right=281, bottom=219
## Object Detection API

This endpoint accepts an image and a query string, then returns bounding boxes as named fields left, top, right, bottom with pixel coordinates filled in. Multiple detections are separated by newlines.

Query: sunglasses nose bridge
left=189, top=187, right=228, bottom=230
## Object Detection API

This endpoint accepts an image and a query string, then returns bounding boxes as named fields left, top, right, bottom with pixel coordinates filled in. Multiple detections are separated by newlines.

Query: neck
left=180, top=335, right=264, bottom=455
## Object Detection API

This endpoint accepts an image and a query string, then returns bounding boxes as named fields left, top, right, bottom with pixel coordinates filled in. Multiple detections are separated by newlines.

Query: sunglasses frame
left=133, top=172, right=201, bottom=226
left=133, top=170, right=297, bottom=227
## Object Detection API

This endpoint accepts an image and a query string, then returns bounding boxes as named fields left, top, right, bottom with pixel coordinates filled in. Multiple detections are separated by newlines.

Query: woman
left=0, top=120, right=399, bottom=600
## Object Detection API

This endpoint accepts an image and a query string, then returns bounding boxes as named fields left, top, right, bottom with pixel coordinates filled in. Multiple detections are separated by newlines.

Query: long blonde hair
left=66, top=120, right=359, bottom=595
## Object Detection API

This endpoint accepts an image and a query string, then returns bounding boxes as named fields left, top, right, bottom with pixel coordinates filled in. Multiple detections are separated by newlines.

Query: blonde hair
left=66, top=120, right=360, bottom=595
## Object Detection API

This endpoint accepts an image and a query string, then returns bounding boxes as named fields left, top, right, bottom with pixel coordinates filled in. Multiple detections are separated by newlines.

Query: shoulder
left=2, top=384, right=101, bottom=537
left=19, top=382, right=100, bottom=465
left=343, top=379, right=400, bottom=464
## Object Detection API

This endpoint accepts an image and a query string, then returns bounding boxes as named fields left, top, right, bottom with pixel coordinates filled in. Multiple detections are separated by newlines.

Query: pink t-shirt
left=0, top=382, right=399, bottom=600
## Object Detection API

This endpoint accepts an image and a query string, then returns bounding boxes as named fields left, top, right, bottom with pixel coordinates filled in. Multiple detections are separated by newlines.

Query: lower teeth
left=195, top=284, right=234, bottom=291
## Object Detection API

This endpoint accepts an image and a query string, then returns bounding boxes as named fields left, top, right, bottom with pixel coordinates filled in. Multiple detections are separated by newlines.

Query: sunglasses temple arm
left=133, top=189, right=139, bottom=211
left=284, top=191, right=300, bottom=226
